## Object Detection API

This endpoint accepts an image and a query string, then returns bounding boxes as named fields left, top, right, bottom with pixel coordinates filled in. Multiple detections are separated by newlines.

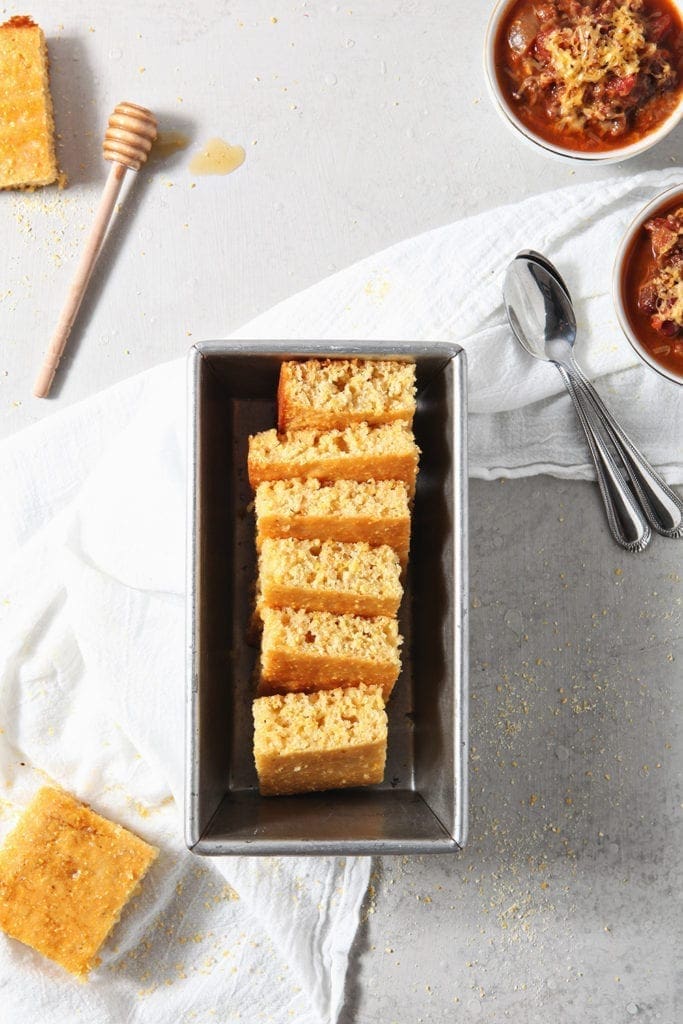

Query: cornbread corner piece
left=259, top=537, right=402, bottom=617
left=253, top=683, right=388, bottom=796
left=0, top=16, right=58, bottom=189
left=260, top=605, right=401, bottom=699
left=0, top=786, right=158, bottom=977
left=247, top=421, right=420, bottom=496
left=277, top=358, right=416, bottom=432
left=255, top=478, right=411, bottom=563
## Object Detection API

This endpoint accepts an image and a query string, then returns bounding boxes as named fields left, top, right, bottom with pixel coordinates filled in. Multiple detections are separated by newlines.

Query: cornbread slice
left=255, top=478, right=411, bottom=562
left=0, top=786, right=157, bottom=977
left=259, top=537, right=402, bottom=617
left=277, top=358, right=416, bottom=432
left=0, top=17, right=57, bottom=188
left=253, top=683, right=387, bottom=795
left=260, top=605, right=401, bottom=699
left=248, top=421, right=420, bottom=496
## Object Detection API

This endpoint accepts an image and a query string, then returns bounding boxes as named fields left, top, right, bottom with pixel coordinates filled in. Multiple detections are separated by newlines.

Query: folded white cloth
left=234, top=166, right=682, bottom=481
left=0, top=360, right=367, bottom=1024
left=0, top=168, right=681, bottom=1024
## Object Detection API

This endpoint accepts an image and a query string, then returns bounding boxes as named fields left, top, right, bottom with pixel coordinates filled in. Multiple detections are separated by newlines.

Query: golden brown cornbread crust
left=277, top=358, right=416, bottom=432
left=253, top=683, right=387, bottom=795
left=0, top=786, right=157, bottom=976
left=254, top=478, right=411, bottom=562
left=247, top=421, right=420, bottom=496
left=260, top=605, right=401, bottom=699
left=259, top=537, right=402, bottom=617
left=0, top=16, right=58, bottom=189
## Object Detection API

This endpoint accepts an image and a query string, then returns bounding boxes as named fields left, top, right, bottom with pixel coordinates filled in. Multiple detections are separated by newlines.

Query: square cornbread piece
left=255, top=478, right=411, bottom=563
left=248, top=421, right=420, bottom=496
left=0, top=786, right=158, bottom=977
left=253, top=683, right=388, bottom=795
left=0, top=17, right=57, bottom=188
left=260, top=605, right=401, bottom=699
left=259, top=537, right=402, bottom=617
left=277, top=358, right=416, bottom=432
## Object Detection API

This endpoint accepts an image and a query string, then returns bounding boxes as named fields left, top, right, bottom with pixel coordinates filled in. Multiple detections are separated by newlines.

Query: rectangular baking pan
left=186, top=340, right=468, bottom=855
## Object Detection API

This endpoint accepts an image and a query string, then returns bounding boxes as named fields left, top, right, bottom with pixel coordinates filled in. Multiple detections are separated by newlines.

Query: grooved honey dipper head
left=103, top=102, right=157, bottom=171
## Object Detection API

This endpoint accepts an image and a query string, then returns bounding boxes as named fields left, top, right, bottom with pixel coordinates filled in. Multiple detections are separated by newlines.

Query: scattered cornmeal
left=253, top=683, right=387, bottom=796
left=0, top=16, right=58, bottom=189
left=0, top=786, right=157, bottom=977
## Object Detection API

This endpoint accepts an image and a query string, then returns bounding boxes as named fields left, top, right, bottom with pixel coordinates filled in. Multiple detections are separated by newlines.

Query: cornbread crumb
left=248, top=421, right=419, bottom=496
left=260, top=605, right=401, bottom=699
left=0, top=787, right=157, bottom=976
left=277, top=358, right=416, bottom=432
left=0, top=17, right=58, bottom=189
left=253, top=683, right=387, bottom=795
left=259, top=537, right=402, bottom=617
left=255, top=477, right=411, bottom=561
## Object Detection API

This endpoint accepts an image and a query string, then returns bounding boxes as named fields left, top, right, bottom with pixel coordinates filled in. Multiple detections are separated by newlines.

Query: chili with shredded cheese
left=496, top=0, right=683, bottom=151
left=622, top=194, right=683, bottom=378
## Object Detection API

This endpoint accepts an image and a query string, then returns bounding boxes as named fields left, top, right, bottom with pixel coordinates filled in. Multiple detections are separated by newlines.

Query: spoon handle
left=556, top=366, right=651, bottom=552
left=568, top=365, right=683, bottom=537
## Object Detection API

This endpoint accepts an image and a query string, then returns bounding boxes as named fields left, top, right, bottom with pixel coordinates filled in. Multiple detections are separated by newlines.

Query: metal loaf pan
left=186, top=340, right=468, bottom=855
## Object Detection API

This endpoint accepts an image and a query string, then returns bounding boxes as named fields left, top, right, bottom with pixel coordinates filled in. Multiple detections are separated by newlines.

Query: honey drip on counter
left=189, top=138, right=245, bottom=176
left=149, top=130, right=190, bottom=160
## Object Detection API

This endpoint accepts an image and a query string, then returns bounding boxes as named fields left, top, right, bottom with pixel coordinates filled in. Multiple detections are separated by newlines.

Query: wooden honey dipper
left=33, top=102, right=158, bottom=398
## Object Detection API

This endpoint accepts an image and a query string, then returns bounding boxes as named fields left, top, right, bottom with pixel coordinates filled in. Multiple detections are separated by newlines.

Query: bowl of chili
left=484, top=0, right=683, bottom=162
left=614, top=184, right=683, bottom=384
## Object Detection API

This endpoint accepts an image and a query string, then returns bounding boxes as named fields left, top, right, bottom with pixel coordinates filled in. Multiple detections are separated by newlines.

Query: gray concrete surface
left=341, top=477, right=681, bottom=1023
left=2, top=3, right=681, bottom=1021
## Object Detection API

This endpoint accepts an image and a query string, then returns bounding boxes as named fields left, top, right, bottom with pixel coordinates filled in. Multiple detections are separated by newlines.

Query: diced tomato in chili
left=646, top=216, right=679, bottom=258
left=606, top=74, right=637, bottom=97
left=533, top=27, right=553, bottom=60
left=652, top=317, right=680, bottom=336
left=649, top=11, right=672, bottom=40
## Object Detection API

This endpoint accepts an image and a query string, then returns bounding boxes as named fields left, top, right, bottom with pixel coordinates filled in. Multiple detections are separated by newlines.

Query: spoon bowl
left=515, top=249, right=572, bottom=303
left=503, top=259, right=576, bottom=363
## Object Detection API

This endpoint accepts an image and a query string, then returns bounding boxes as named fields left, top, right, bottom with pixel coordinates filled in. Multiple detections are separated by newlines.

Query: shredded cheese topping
left=540, top=1, right=671, bottom=131
left=652, top=264, right=683, bottom=325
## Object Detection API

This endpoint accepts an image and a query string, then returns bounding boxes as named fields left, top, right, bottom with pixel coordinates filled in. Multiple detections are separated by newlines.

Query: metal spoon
left=516, top=250, right=573, bottom=302
left=514, top=252, right=683, bottom=538
left=504, top=256, right=651, bottom=551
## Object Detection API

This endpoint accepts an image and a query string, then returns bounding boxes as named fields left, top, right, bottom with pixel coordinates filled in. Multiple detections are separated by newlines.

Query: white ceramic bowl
left=483, top=0, right=683, bottom=164
left=613, top=184, right=683, bottom=386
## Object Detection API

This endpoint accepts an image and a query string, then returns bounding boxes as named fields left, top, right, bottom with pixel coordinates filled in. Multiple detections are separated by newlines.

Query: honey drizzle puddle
left=189, top=138, right=246, bottom=175
left=149, top=130, right=190, bottom=160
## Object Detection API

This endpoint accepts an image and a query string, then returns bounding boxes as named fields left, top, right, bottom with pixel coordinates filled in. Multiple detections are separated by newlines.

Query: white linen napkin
left=0, top=360, right=367, bottom=1024
left=0, top=168, right=681, bottom=1024
left=233, top=167, right=682, bottom=482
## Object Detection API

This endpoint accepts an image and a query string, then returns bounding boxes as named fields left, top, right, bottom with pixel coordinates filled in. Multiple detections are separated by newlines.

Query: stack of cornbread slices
left=248, top=357, right=419, bottom=796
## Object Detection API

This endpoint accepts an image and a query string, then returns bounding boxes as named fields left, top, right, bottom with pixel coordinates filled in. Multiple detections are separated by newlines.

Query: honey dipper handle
left=33, top=162, right=127, bottom=399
